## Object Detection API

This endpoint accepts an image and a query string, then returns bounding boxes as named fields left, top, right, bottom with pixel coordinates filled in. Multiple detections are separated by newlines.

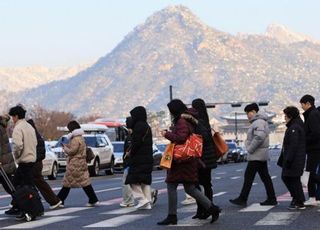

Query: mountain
left=8, top=5, right=320, bottom=117
left=265, top=23, right=320, bottom=44
left=0, top=63, right=92, bottom=93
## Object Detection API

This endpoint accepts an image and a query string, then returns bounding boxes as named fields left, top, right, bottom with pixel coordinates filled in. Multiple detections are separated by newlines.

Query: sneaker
left=181, top=197, right=196, bottom=205
left=86, top=201, right=100, bottom=207
left=229, top=197, right=247, bottom=206
left=260, top=199, right=278, bottom=206
left=15, top=213, right=26, bottom=221
left=120, top=202, right=135, bottom=208
left=151, top=189, right=158, bottom=205
left=5, top=207, right=20, bottom=215
left=139, top=203, right=152, bottom=210
left=296, top=203, right=306, bottom=210
left=49, top=200, right=63, bottom=210
left=135, top=200, right=149, bottom=209
left=304, top=197, right=317, bottom=206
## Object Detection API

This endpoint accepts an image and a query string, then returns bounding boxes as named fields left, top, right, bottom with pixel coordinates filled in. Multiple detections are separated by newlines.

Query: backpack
left=36, top=136, right=46, bottom=161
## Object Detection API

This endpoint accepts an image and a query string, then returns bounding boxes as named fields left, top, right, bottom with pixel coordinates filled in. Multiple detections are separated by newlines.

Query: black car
left=226, top=142, right=242, bottom=163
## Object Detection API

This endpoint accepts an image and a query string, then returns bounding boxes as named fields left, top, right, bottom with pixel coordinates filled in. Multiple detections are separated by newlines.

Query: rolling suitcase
left=0, top=165, right=44, bottom=221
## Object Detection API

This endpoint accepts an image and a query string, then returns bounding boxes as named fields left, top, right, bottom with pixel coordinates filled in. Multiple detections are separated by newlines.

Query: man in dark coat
left=300, top=95, right=320, bottom=206
left=278, top=106, right=306, bottom=209
left=125, top=106, right=154, bottom=210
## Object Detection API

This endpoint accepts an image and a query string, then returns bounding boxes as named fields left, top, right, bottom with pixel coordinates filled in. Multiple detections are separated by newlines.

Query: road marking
left=213, top=177, right=221, bottom=179
left=231, top=176, right=241, bottom=180
left=236, top=169, right=243, bottom=172
left=178, top=192, right=226, bottom=213
left=45, top=207, right=91, bottom=216
left=96, top=187, right=121, bottom=193
left=271, top=176, right=277, bottom=179
left=254, top=212, right=300, bottom=225
left=213, top=192, right=227, bottom=197
left=277, top=192, right=292, bottom=201
left=1, top=216, right=75, bottom=229
left=240, top=203, right=275, bottom=212
left=84, top=214, right=149, bottom=228
left=102, top=207, right=137, bottom=214
left=176, top=215, right=208, bottom=226
left=216, top=172, right=226, bottom=175
left=253, top=183, right=258, bottom=186
left=0, top=217, right=8, bottom=221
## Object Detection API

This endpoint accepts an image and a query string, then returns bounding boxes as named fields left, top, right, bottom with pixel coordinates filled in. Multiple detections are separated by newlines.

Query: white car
left=9, top=139, right=59, bottom=180
left=42, top=143, right=59, bottom=180
left=53, top=124, right=114, bottom=177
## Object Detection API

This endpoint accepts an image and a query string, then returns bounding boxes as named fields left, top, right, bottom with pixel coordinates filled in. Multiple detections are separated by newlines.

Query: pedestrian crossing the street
left=0, top=191, right=310, bottom=229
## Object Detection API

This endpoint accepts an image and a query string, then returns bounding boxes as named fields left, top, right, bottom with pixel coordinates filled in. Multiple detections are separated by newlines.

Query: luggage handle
left=0, top=164, right=15, bottom=192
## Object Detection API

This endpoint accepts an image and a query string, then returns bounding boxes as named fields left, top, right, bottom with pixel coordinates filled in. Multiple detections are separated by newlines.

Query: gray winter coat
left=245, top=113, right=270, bottom=161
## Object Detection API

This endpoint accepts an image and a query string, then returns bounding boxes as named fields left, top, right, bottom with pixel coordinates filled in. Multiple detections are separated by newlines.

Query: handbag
left=211, top=128, right=228, bottom=157
left=160, top=143, right=174, bottom=169
left=173, top=134, right=203, bottom=161
left=86, top=147, right=95, bottom=163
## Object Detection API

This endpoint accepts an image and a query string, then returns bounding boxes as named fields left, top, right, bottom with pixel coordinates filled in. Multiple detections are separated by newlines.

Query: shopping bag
left=212, top=129, right=228, bottom=157
left=173, top=134, right=203, bottom=161
left=160, top=144, right=174, bottom=169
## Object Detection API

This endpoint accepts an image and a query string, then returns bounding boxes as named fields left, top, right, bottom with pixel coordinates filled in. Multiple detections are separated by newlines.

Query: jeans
left=167, top=182, right=211, bottom=215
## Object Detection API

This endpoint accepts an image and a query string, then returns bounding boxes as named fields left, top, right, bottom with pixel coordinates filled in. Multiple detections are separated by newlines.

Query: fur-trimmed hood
left=67, top=128, right=84, bottom=140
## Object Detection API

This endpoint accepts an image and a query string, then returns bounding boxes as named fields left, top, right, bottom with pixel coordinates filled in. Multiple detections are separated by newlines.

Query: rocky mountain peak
left=265, top=23, right=318, bottom=44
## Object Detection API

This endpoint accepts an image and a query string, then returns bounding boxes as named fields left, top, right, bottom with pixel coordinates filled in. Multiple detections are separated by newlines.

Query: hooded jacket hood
left=130, top=106, right=147, bottom=126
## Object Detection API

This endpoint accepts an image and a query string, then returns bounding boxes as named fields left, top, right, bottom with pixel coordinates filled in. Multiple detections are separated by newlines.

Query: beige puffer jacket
left=62, top=129, right=90, bottom=188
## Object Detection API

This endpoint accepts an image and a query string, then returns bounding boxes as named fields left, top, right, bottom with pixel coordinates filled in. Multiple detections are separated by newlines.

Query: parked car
left=112, top=141, right=125, bottom=172
left=42, top=143, right=59, bottom=180
left=152, top=144, right=163, bottom=170
left=112, top=141, right=162, bottom=171
left=52, top=124, right=114, bottom=177
left=227, top=142, right=242, bottom=163
left=9, top=139, right=59, bottom=180
left=237, top=146, right=248, bottom=162
left=156, top=143, right=167, bottom=152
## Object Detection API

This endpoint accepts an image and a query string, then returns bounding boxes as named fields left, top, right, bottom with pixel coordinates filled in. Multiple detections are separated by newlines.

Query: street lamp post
left=235, top=112, right=238, bottom=143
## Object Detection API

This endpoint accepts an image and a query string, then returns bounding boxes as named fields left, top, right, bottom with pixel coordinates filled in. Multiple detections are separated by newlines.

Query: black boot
left=204, top=205, right=221, bottom=223
left=157, top=215, right=177, bottom=225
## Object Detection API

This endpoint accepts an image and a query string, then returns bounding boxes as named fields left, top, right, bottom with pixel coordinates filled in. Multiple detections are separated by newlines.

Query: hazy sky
left=1, top=0, right=319, bottom=67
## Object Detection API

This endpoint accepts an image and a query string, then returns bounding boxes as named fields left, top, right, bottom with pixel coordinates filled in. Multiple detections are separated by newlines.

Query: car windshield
left=227, top=143, right=237, bottom=150
left=55, top=136, right=70, bottom=147
left=113, top=143, right=124, bottom=152
left=55, top=136, right=98, bottom=148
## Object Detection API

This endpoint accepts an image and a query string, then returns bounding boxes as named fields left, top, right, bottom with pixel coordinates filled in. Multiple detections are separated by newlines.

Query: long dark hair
left=192, top=98, right=209, bottom=123
left=167, top=99, right=188, bottom=124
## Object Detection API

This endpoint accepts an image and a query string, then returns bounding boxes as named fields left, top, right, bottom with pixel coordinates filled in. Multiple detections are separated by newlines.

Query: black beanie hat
left=244, top=103, right=259, bottom=113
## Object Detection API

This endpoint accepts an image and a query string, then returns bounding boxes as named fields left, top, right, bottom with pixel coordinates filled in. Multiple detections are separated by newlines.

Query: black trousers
left=196, top=167, right=213, bottom=214
left=239, top=161, right=276, bottom=201
left=282, top=175, right=305, bottom=204
left=306, top=154, right=320, bottom=197
left=57, top=185, right=98, bottom=204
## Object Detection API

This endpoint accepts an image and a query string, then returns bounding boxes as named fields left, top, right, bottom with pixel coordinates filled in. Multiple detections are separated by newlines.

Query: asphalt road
left=1, top=150, right=320, bottom=229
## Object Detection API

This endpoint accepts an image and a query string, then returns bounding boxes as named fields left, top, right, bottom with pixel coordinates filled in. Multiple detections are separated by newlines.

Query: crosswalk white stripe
left=84, top=214, right=149, bottom=228
left=0, top=217, right=8, bottom=221
left=271, top=176, right=277, bottom=179
left=240, top=203, right=275, bottom=212
left=236, top=169, right=243, bottom=172
left=102, top=207, right=136, bottom=215
left=254, top=212, right=300, bottom=225
left=45, top=207, right=91, bottom=216
left=1, top=216, right=76, bottom=229
left=216, top=172, right=226, bottom=175
left=231, top=176, right=241, bottom=179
